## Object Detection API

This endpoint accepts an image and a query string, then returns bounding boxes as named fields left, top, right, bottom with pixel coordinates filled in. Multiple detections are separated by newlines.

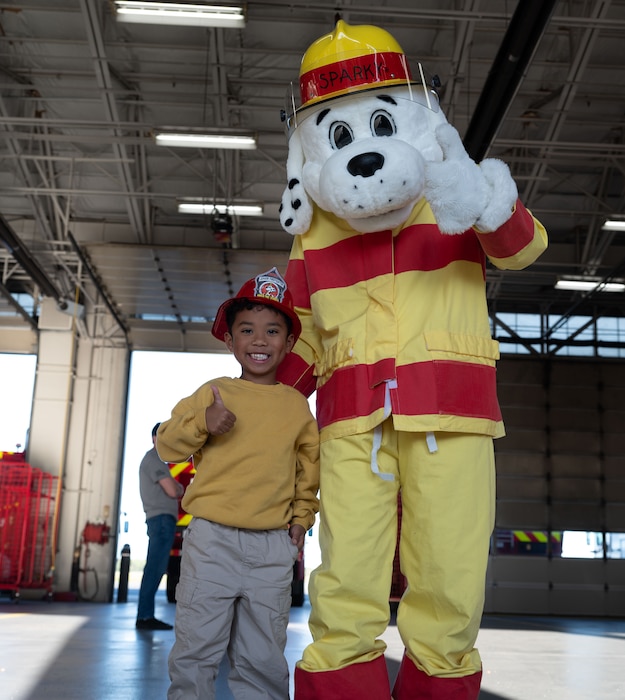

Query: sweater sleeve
left=156, top=382, right=214, bottom=463
left=290, top=408, right=320, bottom=531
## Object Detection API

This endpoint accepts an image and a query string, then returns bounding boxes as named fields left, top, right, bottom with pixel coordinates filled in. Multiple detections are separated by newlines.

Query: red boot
left=392, top=655, right=482, bottom=700
left=294, top=655, right=391, bottom=700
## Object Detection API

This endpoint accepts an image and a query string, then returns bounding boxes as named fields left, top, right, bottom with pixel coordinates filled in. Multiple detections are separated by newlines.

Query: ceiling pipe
left=0, top=213, right=65, bottom=304
left=463, top=0, right=559, bottom=162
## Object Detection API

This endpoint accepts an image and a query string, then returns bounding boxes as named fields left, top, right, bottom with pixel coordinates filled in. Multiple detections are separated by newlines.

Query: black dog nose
left=347, top=152, right=384, bottom=178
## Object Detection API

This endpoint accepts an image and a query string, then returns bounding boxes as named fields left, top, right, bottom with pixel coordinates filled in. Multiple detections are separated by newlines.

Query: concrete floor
left=1, top=588, right=623, bottom=700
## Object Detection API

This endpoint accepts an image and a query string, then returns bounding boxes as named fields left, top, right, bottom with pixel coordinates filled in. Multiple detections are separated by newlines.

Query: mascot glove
left=473, top=157, right=518, bottom=232
left=424, top=124, right=517, bottom=235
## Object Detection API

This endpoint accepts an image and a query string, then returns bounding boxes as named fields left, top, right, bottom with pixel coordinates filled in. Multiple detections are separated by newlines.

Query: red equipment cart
left=0, top=451, right=60, bottom=601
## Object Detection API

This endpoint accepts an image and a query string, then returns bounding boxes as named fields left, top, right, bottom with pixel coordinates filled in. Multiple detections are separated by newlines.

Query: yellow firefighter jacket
left=277, top=197, right=547, bottom=442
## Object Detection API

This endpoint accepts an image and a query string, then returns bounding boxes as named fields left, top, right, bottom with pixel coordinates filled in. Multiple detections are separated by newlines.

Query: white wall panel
left=27, top=307, right=130, bottom=601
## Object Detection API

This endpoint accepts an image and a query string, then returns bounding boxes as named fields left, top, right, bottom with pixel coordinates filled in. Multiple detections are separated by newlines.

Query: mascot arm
left=424, top=123, right=519, bottom=235
left=276, top=237, right=320, bottom=397
left=277, top=335, right=317, bottom=397
left=477, top=199, right=548, bottom=271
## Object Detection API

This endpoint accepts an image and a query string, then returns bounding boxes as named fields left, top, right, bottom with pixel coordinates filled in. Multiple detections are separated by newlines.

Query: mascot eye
left=371, top=111, right=395, bottom=137
left=330, top=122, right=354, bottom=150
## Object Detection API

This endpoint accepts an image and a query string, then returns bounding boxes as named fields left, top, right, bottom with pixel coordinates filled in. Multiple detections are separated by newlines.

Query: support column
left=28, top=298, right=130, bottom=600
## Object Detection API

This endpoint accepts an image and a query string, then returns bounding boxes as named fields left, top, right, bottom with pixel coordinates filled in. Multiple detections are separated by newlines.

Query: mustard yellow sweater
left=156, top=377, right=319, bottom=531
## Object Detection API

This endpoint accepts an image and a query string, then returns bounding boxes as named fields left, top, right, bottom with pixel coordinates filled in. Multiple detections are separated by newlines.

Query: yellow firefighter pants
left=300, top=420, right=496, bottom=678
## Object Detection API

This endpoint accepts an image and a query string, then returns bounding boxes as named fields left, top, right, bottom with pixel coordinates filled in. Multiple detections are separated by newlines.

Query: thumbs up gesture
left=205, top=386, right=237, bottom=436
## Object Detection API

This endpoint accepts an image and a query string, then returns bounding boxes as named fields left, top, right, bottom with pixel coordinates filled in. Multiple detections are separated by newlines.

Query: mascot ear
left=279, top=129, right=313, bottom=236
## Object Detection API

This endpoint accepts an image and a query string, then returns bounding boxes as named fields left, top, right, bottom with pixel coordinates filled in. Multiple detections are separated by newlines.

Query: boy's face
left=224, top=305, right=294, bottom=384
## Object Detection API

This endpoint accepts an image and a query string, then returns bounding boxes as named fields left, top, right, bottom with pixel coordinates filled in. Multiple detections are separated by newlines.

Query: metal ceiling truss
left=0, top=0, right=624, bottom=354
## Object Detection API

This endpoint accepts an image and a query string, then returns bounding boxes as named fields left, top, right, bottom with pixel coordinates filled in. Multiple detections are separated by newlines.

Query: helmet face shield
left=281, top=62, right=440, bottom=139
left=281, top=82, right=300, bottom=138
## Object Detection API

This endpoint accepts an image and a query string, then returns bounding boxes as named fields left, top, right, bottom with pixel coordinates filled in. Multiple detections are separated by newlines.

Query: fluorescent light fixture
left=114, top=2, right=246, bottom=28
left=555, top=278, right=625, bottom=292
left=154, top=129, right=257, bottom=150
left=601, top=219, right=625, bottom=232
left=178, top=201, right=264, bottom=216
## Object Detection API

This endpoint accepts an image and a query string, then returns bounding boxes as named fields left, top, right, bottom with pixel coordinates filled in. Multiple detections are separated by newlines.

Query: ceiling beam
left=80, top=0, right=149, bottom=245
left=0, top=213, right=64, bottom=304
left=463, top=0, right=559, bottom=161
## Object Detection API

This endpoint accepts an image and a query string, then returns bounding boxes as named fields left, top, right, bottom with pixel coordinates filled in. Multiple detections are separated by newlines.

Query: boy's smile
left=224, top=306, right=294, bottom=384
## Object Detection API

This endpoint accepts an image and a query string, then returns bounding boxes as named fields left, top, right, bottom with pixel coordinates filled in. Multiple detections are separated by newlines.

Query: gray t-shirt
left=139, top=447, right=179, bottom=521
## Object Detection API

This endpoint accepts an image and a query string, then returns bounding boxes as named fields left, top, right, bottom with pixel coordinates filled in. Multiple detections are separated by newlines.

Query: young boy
left=157, top=267, right=320, bottom=700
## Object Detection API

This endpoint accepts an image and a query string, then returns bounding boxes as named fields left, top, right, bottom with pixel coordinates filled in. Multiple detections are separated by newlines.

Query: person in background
left=157, top=267, right=320, bottom=700
left=136, top=421, right=184, bottom=630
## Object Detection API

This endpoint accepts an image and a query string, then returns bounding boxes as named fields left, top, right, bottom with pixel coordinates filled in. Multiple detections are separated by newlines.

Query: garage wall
left=487, top=357, right=625, bottom=616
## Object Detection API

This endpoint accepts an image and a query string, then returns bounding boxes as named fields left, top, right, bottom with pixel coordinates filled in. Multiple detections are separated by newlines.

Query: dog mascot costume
left=276, top=21, right=548, bottom=700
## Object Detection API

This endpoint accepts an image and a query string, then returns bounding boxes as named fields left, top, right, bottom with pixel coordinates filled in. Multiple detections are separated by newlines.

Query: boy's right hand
left=205, top=386, right=236, bottom=436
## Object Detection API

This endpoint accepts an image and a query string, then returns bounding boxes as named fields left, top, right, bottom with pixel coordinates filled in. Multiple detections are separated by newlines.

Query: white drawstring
left=384, top=378, right=397, bottom=418
left=426, top=431, right=438, bottom=453
left=370, top=423, right=395, bottom=481
left=369, top=380, right=438, bottom=479
left=370, top=380, right=396, bottom=481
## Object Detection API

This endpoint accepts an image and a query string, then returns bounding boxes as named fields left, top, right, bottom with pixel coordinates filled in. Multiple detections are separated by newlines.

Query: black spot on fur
left=288, top=178, right=299, bottom=189
left=293, top=199, right=301, bottom=210
left=285, top=218, right=293, bottom=227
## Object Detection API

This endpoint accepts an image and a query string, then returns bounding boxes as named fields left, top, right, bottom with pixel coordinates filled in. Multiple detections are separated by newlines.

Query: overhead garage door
left=487, top=357, right=625, bottom=616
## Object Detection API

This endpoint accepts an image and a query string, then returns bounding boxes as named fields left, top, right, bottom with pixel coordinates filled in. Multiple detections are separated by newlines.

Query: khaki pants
left=168, top=518, right=298, bottom=699
left=300, top=422, right=495, bottom=678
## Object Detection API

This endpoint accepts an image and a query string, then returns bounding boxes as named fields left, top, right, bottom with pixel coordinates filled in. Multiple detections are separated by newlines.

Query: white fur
left=424, top=124, right=518, bottom=234
left=280, top=87, right=518, bottom=236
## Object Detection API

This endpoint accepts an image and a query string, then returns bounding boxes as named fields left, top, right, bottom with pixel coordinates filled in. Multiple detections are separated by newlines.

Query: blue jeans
left=137, top=513, right=176, bottom=620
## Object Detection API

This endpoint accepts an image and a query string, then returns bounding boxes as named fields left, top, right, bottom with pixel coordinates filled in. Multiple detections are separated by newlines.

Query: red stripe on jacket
left=476, top=200, right=535, bottom=259
left=277, top=351, right=316, bottom=397
left=298, top=225, right=486, bottom=297
left=316, top=360, right=501, bottom=430
left=285, top=258, right=311, bottom=309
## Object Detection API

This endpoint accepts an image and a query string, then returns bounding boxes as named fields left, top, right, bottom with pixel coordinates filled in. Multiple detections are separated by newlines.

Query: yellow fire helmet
left=300, top=20, right=411, bottom=108
left=282, top=20, right=439, bottom=134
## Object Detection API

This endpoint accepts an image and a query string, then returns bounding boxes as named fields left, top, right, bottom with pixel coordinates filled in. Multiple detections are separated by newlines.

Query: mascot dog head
left=279, top=21, right=446, bottom=235
left=279, top=21, right=518, bottom=237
